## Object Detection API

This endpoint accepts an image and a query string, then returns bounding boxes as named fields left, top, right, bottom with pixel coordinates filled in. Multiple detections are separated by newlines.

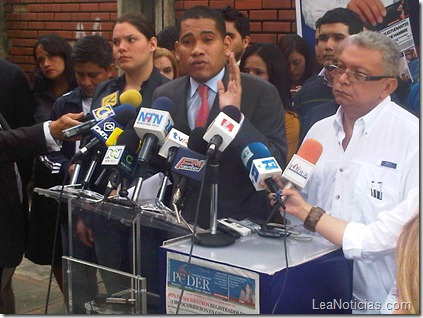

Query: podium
left=35, top=186, right=193, bottom=314
left=160, top=226, right=353, bottom=314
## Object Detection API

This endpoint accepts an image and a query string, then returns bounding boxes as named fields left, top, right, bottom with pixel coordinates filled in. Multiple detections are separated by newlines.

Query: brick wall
left=175, top=0, right=297, bottom=43
left=4, top=0, right=117, bottom=75
left=3, top=0, right=296, bottom=77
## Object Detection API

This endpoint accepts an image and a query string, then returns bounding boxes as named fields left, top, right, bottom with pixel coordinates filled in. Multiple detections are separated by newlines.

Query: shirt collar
left=189, top=67, right=225, bottom=98
left=318, top=67, right=333, bottom=87
left=334, top=95, right=392, bottom=136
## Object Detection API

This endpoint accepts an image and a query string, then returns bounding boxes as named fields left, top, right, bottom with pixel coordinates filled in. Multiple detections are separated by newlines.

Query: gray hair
left=346, top=31, right=400, bottom=76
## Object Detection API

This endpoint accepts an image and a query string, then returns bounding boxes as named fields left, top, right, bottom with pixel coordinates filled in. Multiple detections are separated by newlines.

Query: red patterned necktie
left=195, top=84, right=209, bottom=127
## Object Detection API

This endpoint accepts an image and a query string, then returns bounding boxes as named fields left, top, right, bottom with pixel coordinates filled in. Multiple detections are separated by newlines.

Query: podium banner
left=166, top=252, right=259, bottom=314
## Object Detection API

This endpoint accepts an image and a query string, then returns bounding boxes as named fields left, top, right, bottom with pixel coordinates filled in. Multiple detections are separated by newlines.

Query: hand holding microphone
left=260, top=138, right=323, bottom=209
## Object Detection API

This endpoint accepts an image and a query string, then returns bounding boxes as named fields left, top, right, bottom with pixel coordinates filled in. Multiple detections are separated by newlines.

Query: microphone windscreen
left=221, top=105, right=241, bottom=123
left=105, top=127, right=123, bottom=147
left=188, top=127, right=208, bottom=154
left=241, top=142, right=271, bottom=171
left=297, top=139, right=323, bottom=164
left=152, top=96, right=174, bottom=113
left=119, top=89, right=142, bottom=108
left=117, top=130, right=140, bottom=153
left=113, top=104, right=137, bottom=126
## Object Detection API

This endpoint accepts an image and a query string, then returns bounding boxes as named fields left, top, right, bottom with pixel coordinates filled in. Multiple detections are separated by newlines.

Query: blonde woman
left=154, top=47, right=178, bottom=80
left=394, top=213, right=419, bottom=314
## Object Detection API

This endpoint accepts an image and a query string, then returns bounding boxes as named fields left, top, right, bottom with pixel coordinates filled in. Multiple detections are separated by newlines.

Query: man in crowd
left=153, top=5, right=287, bottom=229
left=283, top=31, right=418, bottom=314
left=294, top=8, right=364, bottom=122
left=217, top=5, right=251, bottom=64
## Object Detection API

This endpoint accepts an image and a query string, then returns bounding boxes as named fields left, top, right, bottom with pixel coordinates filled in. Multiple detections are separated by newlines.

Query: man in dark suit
left=0, top=112, right=81, bottom=313
left=153, top=6, right=287, bottom=229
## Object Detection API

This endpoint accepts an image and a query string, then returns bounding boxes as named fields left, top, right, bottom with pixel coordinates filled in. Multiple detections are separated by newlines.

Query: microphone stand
left=131, top=162, right=147, bottom=202
left=69, top=136, right=91, bottom=186
left=195, top=151, right=235, bottom=247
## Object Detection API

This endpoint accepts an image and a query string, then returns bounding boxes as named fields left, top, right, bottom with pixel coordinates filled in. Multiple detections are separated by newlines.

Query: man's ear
left=242, top=36, right=250, bottom=50
left=175, top=41, right=180, bottom=60
left=224, top=35, right=232, bottom=58
left=381, top=77, right=398, bottom=98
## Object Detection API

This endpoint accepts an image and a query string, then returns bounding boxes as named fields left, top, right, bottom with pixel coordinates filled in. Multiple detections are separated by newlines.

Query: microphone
left=171, top=127, right=208, bottom=209
left=279, top=138, right=323, bottom=200
left=241, top=142, right=284, bottom=208
left=133, top=96, right=174, bottom=165
left=73, top=105, right=136, bottom=158
left=76, top=90, right=142, bottom=124
left=119, top=89, right=143, bottom=107
left=131, top=96, right=174, bottom=201
left=93, top=119, right=136, bottom=187
left=102, top=129, right=140, bottom=197
left=171, top=127, right=208, bottom=182
left=156, top=128, right=189, bottom=203
left=64, top=103, right=136, bottom=139
left=158, top=127, right=189, bottom=162
left=202, top=106, right=241, bottom=157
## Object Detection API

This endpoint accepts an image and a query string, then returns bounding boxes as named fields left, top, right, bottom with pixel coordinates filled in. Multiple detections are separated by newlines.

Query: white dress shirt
left=187, top=68, right=225, bottom=130
left=302, top=96, right=419, bottom=313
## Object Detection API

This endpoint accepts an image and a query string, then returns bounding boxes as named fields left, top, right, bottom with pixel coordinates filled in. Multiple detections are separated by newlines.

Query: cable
left=175, top=158, right=209, bottom=314
left=45, top=158, right=72, bottom=313
left=271, top=208, right=289, bottom=314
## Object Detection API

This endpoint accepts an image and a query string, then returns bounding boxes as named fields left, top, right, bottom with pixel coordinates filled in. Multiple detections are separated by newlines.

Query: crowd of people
left=0, top=0, right=419, bottom=314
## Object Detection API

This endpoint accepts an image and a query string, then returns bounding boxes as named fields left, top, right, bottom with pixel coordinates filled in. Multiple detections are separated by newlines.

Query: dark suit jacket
left=153, top=66, right=287, bottom=228
left=0, top=123, right=48, bottom=267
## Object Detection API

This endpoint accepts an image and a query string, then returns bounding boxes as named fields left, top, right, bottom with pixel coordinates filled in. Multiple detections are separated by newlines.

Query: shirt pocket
left=352, top=162, right=401, bottom=223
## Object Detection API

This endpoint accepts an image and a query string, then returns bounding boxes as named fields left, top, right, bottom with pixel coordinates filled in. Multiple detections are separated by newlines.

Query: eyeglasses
left=327, top=64, right=396, bottom=83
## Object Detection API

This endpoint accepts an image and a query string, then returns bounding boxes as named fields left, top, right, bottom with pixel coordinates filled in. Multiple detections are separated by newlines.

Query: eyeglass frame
left=326, top=64, right=396, bottom=82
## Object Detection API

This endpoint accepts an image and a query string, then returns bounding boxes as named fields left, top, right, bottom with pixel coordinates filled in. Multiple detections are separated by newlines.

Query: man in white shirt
left=283, top=31, right=418, bottom=314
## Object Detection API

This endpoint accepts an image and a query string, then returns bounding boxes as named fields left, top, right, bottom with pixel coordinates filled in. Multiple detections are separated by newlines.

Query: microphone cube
left=134, top=107, right=174, bottom=145
left=91, top=117, right=123, bottom=144
left=249, top=157, right=282, bottom=191
left=102, top=145, right=137, bottom=176
left=92, top=105, right=115, bottom=121
left=281, top=154, right=315, bottom=189
left=158, top=128, right=189, bottom=158
left=203, top=112, right=240, bottom=152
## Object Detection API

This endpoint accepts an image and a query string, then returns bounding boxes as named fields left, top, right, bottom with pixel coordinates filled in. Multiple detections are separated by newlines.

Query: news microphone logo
left=133, top=107, right=174, bottom=145
left=102, top=145, right=136, bottom=176
left=171, top=147, right=207, bottom=182
left=91, top=118, right=121, bottom=142
left=282, top=155, right=315, bottom=189
left=136, top=109, right=173, bottom=133
left=202, top=111, right=240, bottom=153
left=92, top=105, right=115, bottom=121
left=249, top=157, right=282, bottom=190
left=158, top=128, right=189, bottom=158
left=220, top=117, right=236, bottom=132
left=174, top=157, right=206, bottom=173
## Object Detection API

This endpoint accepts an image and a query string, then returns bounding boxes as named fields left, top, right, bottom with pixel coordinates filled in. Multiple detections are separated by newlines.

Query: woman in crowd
left=277, top=33, right=316, bottom=97
left=240, top=42, right=300, bottom=163
left=154, top=47, right=178, bottom=80
left=91, top=12, right=170, bottom=108
left=394, top=213, right=419, bottom=314
left=27, top=33, right=77, bottom=292
left=86, top=12, right=170, bottom=299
